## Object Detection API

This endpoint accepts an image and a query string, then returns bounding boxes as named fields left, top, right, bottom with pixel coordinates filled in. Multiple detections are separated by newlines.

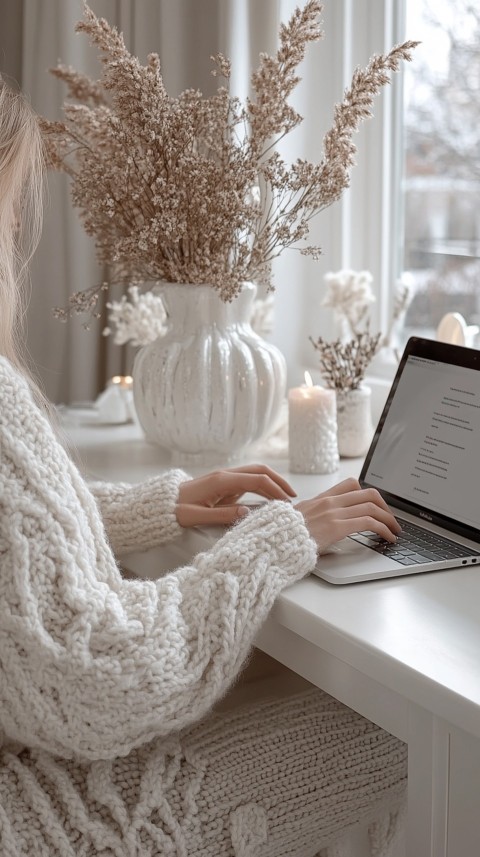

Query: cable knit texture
left=89, top=474, right=190, bottom=555
left=0, top=356, right=407, bottom=856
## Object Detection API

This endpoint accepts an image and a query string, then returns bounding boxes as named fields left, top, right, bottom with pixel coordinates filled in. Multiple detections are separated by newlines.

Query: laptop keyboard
left=349, top=518, right=480, bottom=566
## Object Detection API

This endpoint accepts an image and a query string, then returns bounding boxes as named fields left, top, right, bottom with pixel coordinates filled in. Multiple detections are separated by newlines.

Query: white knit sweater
left=0, top=357, right=407, bottom=857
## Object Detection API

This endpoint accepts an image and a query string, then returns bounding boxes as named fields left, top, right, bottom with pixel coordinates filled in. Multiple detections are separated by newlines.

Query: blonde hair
left=0, top=78, right=44, bottom=379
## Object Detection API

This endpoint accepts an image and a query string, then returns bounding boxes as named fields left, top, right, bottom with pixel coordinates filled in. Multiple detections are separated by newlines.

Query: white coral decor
left=103, top=286, right=167, bottom=347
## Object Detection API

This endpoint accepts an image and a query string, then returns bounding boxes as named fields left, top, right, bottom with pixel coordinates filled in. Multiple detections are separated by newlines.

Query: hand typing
left=176, top=464, right=297, bottom=527
left=295, top=478, right=401, bottom=554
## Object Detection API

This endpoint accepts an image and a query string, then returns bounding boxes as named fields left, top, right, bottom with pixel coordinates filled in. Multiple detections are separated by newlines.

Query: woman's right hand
left=295, top=477, right=402, bottom=554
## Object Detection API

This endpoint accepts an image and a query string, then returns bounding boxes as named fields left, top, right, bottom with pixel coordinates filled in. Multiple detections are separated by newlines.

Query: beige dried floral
left=40, top=1, right=418, bottom=321
left=321, top=269, right=415, bottom=361
left=310, top=331, right=382, bottom=391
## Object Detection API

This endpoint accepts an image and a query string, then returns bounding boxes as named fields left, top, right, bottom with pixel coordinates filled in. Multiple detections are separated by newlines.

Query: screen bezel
left=359, top=336, right=480, bottom=543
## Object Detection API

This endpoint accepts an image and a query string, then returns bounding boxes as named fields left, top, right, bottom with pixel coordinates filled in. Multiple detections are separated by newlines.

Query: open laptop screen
left=360, top=337, right=480, bottom=540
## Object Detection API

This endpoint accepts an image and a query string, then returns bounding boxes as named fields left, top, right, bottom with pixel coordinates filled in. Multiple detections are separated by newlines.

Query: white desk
left=64, top=414, right=480, bottom=857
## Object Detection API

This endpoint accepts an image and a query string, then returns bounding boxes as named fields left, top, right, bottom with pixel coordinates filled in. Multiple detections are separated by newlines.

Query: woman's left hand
left=176, top=464, right=297, bottom=527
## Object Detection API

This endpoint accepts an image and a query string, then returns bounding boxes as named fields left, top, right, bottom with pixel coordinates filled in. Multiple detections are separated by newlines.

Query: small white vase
left=132, top=282, right=287, bottom=463
left=336, top=384, right=374, bottom=458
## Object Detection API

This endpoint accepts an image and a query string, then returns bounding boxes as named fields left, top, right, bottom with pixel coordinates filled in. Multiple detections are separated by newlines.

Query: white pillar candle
left=288, top=372, right=339, bottom=474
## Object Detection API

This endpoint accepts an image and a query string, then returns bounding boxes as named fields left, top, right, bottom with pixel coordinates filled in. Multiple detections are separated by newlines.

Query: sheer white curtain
left=1, top=0, right=404, bottom=404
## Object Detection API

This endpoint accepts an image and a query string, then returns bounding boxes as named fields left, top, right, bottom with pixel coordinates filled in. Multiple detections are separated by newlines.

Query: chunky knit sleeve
left=0, top=358, right=318, bottom=763
left=88, top=472, right=190, bottom=554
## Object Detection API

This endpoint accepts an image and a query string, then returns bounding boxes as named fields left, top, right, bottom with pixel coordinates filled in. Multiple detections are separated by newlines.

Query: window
left=400, top=0, right=480, bottom=344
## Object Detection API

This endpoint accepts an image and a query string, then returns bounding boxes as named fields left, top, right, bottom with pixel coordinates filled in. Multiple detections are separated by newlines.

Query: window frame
left=269, top=1, right=409, bottom=389
left=338, top=0, right=407, bottom=339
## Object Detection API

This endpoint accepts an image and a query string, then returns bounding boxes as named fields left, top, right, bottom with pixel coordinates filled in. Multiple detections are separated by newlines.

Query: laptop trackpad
left=313, top=537, right=400, bottom=584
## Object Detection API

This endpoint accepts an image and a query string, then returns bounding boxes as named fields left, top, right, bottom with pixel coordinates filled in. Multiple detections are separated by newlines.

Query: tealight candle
left=288, top=371, right=339, bottom=474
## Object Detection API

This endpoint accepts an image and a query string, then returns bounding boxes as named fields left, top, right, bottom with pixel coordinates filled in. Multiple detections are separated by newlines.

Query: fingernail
left=237, top=505, right=249, bottom=517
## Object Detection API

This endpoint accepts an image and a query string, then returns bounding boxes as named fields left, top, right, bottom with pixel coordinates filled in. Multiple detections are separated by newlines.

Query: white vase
left=132, top=282, right=287, bottom=463
left=336, top=384, right=374, bottom=458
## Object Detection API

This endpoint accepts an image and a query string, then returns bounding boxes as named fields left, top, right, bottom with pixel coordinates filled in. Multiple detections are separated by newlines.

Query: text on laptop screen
left=364, top=355, right=480, bottom=530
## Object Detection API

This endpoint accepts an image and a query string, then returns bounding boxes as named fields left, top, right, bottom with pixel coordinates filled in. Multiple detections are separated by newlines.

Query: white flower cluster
left=320, top=268, right=414, bottom=360
left=103, top=286, right=167, bottom=347
left=322, top=269, right=376, bottom=338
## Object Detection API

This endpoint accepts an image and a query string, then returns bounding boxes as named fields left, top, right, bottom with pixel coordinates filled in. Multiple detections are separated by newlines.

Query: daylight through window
left=400, top=0, right=480, bottom=345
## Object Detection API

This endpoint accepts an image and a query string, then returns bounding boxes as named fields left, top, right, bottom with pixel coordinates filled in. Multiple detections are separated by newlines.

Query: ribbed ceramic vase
left=132, top=282, right=287, bottom=463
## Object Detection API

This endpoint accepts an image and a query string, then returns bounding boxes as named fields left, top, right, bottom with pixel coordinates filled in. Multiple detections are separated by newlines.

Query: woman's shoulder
left=0, top=354, right=33, bottom=394
left=0, top=356, right=79, bottom=500
left=0, top=355, right=37, bottom=421
left=0, top=356, right=51, bottom=449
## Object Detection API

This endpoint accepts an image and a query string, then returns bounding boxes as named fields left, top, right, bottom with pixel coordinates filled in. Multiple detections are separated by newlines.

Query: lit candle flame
left=304, top=370, right=313, bottom=387
left=111, top=375, right=133, bottom=388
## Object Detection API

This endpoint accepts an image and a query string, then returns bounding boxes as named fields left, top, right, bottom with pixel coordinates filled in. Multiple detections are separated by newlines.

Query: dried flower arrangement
left=309, top=330, right=382, bottom=391
left=322, top=269, right=376, bottom=338
left=322, top=268, right=414, bottom=354
left=40, top=1, right=418, bottom=323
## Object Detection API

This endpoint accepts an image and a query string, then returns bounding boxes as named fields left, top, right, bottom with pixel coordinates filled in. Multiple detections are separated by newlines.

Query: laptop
left=313, top=336, right=480, bottom=584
